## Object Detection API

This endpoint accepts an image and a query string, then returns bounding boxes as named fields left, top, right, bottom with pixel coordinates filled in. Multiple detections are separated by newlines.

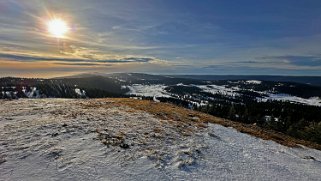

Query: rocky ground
left=0, top=98, right=321, bottom=180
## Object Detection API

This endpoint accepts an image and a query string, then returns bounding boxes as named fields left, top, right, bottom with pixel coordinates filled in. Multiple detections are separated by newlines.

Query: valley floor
left=0, top=99, right=321, bottom=180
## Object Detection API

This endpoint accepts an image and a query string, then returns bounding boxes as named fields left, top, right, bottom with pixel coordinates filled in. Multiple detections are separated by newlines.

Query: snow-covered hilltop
left=1, top=99, right=321, bottom=180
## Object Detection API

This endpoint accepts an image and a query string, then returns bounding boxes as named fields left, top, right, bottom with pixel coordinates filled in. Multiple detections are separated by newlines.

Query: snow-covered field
left=198, top=84, right=321, bottom=106
left=197, top=84, right=240, bottom=97
left=246, top=80, right=262, bottom=84
left=126, top=84, right=171, bottom=97
left=261, top=94, right=321, bottom=107
left=1, top=99, right=321, bottom=180
left=126, top=83, right=321, bottom=107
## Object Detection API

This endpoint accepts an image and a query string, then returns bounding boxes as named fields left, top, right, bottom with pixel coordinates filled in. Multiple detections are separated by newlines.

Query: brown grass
left=87, top=98, right=321, bottom=150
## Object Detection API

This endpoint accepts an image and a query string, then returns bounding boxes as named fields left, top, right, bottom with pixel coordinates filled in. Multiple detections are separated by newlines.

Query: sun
left=47, top=18, right=70, bottom=38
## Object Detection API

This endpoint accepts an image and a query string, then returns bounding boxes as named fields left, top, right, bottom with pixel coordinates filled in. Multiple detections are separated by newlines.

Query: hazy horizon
left=2, top=72, right=321, bottom=79
left=1, top=0, right=321, bottom=77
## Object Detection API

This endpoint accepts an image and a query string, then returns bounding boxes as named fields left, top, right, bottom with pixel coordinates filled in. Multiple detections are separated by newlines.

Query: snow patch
left=75, top=88, right=86, bottom=97
left=126, top=84, right=171, bottom=97
left=197, top=84, right=240, bottom=97
left=246, top=80, right=262, bottom=84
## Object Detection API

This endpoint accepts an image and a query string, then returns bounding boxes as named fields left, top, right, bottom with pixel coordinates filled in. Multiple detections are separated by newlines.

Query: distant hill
left=170, top=75, right=321, bottom=87
left=0, top=76, right=126, bottom=99
left=2, top=73, right=321, bottom=99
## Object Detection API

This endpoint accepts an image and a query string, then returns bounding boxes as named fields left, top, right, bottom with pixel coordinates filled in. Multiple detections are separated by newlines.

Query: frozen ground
left=0, top=99, right=321, bottom=181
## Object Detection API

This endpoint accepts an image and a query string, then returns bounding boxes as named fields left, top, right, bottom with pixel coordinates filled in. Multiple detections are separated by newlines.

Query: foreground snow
left=0, top=99, right=321, bottom=180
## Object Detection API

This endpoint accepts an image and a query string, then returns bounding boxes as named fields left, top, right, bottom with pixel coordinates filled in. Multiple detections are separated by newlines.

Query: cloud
left=258, top=55, right=321, bottom=67
left=107, top=57, right=153, bottom=63
left=0, top=52, right=158, bottom=64
left=236, top=60, right=262, bottom=64
left=203, top=65, right=228, bottom=69
left=54, top=62, right=112, bottom=66
left=202, top=55, right=321, bottom=72
left=0, top=53, right=85, bottom=62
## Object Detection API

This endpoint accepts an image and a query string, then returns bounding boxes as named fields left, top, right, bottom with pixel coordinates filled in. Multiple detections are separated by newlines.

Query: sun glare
left=47, top=18, right=69, bottom=38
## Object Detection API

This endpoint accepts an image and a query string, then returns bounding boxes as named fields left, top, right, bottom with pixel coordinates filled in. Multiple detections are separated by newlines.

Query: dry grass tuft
left=88, top=98, right=321, bottom=150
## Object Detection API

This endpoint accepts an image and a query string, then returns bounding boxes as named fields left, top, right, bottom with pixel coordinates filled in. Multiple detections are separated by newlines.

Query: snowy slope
left=0, top=99, right=321, bottom=180
left=125, top=83, right=321, bottom=107
left=260, top=94, right=321, bottom=107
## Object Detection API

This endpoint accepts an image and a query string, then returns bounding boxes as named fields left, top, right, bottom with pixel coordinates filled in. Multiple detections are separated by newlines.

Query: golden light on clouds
left=47, top=18, right=70, bottom=38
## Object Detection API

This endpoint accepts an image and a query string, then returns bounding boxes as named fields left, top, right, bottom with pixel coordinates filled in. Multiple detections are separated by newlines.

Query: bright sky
left=1, top=0, right=321, bottom=77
